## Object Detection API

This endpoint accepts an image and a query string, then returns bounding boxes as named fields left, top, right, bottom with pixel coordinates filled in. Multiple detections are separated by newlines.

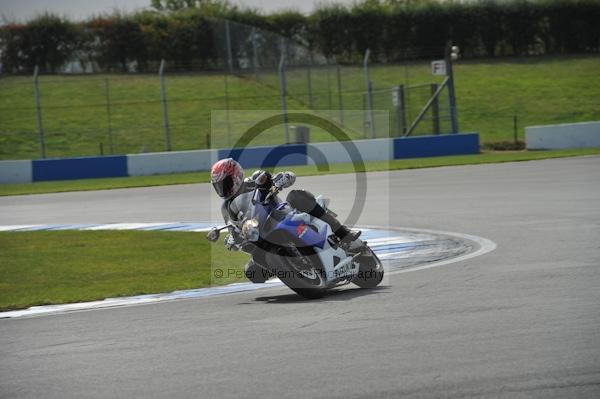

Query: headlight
left=242, top=218, right=260, bottom=242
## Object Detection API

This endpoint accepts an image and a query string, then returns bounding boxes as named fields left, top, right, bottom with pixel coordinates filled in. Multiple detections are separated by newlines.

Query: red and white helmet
left=210, top=158, right=244, bottom=199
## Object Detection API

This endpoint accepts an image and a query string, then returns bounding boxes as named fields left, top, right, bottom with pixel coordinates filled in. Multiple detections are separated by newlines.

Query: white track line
left=0, top=224, right=40, bottom=231
left=82, top=223, right=168, bottom=230
left=367, top=226, right=497, bottom=275
left=0, top=224, right=495, bottom=319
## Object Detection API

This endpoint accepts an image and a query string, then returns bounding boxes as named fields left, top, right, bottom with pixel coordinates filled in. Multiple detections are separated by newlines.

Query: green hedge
left=0, top=14, right=80, bottom=73
left=309, top=0, right=600, bottom=62
left=1, top=0, right=599, bottom=72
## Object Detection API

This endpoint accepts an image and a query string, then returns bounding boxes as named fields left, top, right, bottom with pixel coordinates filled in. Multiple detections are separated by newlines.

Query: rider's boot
left=318, top=209, right=361, bottom=243
left=244, top=260, right=270, bottom=283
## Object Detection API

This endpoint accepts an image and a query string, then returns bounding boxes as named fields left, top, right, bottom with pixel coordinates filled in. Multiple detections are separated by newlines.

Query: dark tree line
left=1, top=0, right=599, bottom=73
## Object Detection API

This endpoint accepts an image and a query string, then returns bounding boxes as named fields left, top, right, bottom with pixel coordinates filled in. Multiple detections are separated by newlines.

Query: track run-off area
left=0, top=223, right=495, bottom=319
left=1, top=156, right=599, bottom=398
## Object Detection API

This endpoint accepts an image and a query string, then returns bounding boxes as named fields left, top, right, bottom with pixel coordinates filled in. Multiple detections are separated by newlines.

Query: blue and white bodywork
left=270, top=201, right=361, bottom=284
left=215, top=188, right=383, bottom=299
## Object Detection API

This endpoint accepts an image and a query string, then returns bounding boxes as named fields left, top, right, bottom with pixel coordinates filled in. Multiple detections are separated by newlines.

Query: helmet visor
left=213, top=175, right=234, bottom=198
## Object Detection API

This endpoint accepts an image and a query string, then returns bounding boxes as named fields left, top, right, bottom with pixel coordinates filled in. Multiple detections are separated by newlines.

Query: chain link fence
left=0, top=18, right=460, bottom=160
left=9, top=17, right=585, bottom=161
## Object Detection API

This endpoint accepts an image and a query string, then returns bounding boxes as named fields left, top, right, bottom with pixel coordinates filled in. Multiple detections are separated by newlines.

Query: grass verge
left=0, top=230, right=249, bottom=311
left=1, top=148, right=599, bottom=197
left=1, top=55, right=599, bottom=159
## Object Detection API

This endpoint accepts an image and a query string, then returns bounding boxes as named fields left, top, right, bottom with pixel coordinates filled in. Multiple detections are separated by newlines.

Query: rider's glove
left=224, top=233, right=240, bottom=251
left=207, top=228, right=220, bottom=242
left=272, top=171, right=296, bottom=190
left=251, top=170, right=271, bottom=186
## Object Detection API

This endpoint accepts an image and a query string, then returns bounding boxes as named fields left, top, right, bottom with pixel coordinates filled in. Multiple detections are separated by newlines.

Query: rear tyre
left=352, top=247, right=384, bottom=288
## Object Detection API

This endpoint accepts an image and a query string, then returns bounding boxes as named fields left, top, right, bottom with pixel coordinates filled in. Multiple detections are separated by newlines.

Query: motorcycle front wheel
left=271, top=244, right=328, bottom=299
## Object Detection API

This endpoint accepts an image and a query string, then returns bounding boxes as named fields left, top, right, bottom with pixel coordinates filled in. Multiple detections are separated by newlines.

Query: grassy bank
left=1, top=148, right=599, bottom=197
left=0, top=230, right=249, bottom=311
left=1, top=55, right=598, bottom=160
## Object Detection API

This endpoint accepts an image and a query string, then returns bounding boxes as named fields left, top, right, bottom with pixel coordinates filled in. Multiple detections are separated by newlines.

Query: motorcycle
left=207, top=185, right=384, bottom=299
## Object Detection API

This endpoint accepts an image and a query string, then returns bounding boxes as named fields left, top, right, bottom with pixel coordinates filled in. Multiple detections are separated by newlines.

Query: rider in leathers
left=209, top=158, right=360, bottom=283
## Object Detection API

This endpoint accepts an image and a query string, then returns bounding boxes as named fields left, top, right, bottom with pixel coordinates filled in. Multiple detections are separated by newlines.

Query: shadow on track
left=251, top=285, right=391, bottom=304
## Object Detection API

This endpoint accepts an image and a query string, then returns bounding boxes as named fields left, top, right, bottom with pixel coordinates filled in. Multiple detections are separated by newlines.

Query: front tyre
left=270, top=245, right=328, bottom=299
left=352, top=247, right=384, bottom=288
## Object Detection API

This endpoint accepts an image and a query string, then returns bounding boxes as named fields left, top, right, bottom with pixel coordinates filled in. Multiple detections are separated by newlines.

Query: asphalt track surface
left=1, top=156, right=599, bottom=398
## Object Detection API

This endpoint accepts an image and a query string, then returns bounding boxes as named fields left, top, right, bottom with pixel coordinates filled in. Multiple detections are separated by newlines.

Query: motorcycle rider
left=209, top=158, right=360, bottom=283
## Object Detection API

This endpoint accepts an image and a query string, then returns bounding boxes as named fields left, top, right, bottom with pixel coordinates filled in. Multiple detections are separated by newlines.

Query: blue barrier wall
left=393, top=133, right=479, bottom=159
left=219, top=144, right=307, bottom=168
left=32, top=156, right=128, bottom=182
left=1, top=133, right=480, bottom=184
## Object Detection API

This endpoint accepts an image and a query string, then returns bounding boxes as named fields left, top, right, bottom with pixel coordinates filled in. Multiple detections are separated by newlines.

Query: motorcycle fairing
left=274, top=212, right=328, bottom=249
left=242, top=192, right=360, bottom=286
left=272, top=211, right=360, bottom=284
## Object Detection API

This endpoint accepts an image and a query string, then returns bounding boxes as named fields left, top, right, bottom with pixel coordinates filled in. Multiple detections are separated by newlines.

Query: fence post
left=405, top=78, right=448, bottom=137
left=431, top=83, right=440, bottom=135
left=278, top=52, right=289, bottom=144
left=223, top=73, right=232, bottom=147
left=326, top=64, right=333, bottom=119
left=306, top=52, right=313, bottom=108
left=404, top=64, right=411, bottom=125
left=251, top=27, right=259, bottom=81
left=33, top=66, right=46, bottom=159
left=394, top=85, right=407, bottom=136
left=445, top=44, right=459, bottom=133
left=362, top=93, right=367, bottom=137
left=363, top=49, right=375, bottom=138
left=336, top=63, right=344, bottom=127
left=513, top=115, right=518, bottom=144
left=104, top=78, right=114, bottom=154
left=159, top=59, right=172, bottom=151
left=225, top=20, right=233, bottom=74
left=280, top=36, right=288, bottom=62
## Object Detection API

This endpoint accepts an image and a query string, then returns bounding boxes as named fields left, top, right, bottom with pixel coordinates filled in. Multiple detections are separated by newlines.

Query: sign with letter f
left=431, top=60, right=447, bottom=76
